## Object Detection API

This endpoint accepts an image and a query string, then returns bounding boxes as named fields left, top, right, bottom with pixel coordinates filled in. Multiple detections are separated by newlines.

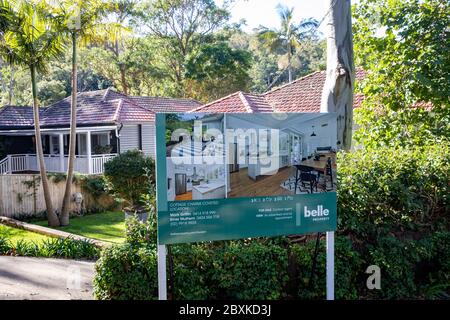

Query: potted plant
left=104, top=150, right=155, bottom=221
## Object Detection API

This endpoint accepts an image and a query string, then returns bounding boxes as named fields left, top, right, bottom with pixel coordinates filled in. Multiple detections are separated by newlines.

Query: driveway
left=0, top=256, right=95, bottom=300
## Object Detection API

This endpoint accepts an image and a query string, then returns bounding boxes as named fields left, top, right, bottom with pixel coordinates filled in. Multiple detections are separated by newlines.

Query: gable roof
left=0, top=88, right=201, bottom=129
left=193, top=68, right=366, bottom=113
left=191, top=91, right=274, bottom=113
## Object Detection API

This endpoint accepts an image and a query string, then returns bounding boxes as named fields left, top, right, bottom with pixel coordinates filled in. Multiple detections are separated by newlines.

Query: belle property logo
left=295, top=204, right=331, bottom=226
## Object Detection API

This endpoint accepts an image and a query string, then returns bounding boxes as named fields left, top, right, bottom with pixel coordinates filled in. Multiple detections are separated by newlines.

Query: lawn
left=34, top=211, right=126, bottom=244
left=0, top=224, right=51, bottom=244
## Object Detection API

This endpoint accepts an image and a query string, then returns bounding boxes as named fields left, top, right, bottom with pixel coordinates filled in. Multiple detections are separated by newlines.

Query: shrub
left=212, top=241, right=289, bottom=299
left=81, top=175, right=109, bottom=197
left=93, top=244, right=158, bottom=300
left=103, top=150, right=155, bottom=209
left=125, top=216, right=156, bottom=247
left=290, top=236, right=363, bottom=300
left=171, top=243, right=215, bottom=300
left=337, top=144, right=450, bottom=238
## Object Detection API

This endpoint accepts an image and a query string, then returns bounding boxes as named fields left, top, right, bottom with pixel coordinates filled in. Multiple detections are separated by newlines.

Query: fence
left=0, top=174, right=119, bottom=219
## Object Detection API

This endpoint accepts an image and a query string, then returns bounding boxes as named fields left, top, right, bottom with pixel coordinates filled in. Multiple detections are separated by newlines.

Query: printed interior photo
left=165, top=113, right=226, bottom=201
left=225, top=113, right=337, bottom=198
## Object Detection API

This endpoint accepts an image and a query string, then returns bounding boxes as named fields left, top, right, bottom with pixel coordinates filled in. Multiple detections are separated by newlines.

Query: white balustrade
left=0, top=153, right=117, bottom=175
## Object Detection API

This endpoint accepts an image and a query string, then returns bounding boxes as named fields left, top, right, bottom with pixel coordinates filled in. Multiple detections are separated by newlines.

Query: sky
left=216, top=0, right=329, bottom=34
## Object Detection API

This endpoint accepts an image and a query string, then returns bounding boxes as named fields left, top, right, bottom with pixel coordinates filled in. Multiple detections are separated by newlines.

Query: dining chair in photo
left=283, top=166, right=297, bottom=191
left=319, top=157, right=334, bottom=191
left=294, top=165, right=319, bottom=194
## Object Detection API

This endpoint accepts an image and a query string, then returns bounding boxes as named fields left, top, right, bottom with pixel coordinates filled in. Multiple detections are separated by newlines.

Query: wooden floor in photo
left=175, top=191, right=192, bottom=201
left=228, top=167, right=294, bottom=198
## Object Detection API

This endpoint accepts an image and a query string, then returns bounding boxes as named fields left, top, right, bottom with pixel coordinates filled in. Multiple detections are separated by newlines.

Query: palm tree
left=0, top=0, right=64, bottom=226
left=258, top=4, right=319, bottom=83
left=47, top=0, right=112, bottom=226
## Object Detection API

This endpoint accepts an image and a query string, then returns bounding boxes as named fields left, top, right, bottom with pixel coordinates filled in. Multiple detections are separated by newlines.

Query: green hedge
left=93, top=244, right=158, bottom=300
left=92, top=232, right=450, bottom=300
left=337, top=144, right=449, bottom=238
left=93, top=145, right=450, bottom=299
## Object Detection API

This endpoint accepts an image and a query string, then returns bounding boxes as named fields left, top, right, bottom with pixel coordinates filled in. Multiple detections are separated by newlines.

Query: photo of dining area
left=224, top=113, right=337, bottom=198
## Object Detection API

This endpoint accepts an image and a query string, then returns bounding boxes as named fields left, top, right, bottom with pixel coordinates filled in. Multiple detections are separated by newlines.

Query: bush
left=0, top=236, right=99, bottom=259
left=290, top=236, right=363, bottom=300
left=212, top=241, right=289, bottom=299
left=104, top=150, right=155, bottom=208
left=93, top=244, right=158, bottom=300
left=171, top=243, right=215, bottom=300
left=338, top=144, right=450, bottom=238
left=125, top=216, right=156, bottom=247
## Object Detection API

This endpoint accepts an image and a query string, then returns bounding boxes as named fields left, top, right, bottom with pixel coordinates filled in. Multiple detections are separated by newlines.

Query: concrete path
left=0, top=256, right=95, bottom=300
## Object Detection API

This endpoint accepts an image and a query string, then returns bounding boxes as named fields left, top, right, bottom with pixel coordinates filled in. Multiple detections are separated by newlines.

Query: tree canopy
left=0, top=0, right=326, bottom=105
left=353, top=0, right=450, bottom=149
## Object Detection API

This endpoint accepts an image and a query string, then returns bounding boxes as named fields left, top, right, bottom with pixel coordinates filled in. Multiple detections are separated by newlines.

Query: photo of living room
left=165, top=113, right=226, bottom=201
left=224, top=113, right=337, bottom=198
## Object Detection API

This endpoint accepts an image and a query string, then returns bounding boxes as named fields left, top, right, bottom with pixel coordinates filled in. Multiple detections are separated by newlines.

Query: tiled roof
left=194, top=68, right=367, bottom=113
left=115, top=99, right=155, bottom=122
left=0, top=88, right=200, bottom=129
left=191, top=91, right=274, bottom=113
left=127, top=96, right=201, bottom=113
left=0, top=105, right=44, bottom=127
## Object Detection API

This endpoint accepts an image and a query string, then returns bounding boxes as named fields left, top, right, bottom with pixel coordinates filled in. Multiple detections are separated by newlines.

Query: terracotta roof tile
left=115, top=99, right=155, bottom=122
left=195, top=68, right=367, bottom=113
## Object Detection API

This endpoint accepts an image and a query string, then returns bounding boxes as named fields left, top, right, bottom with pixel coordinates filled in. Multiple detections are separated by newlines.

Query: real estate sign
left=155, top=113, right=337, bottom=244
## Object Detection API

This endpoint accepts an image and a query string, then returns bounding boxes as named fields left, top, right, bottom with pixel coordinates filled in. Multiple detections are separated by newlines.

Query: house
left=0, top=88, right=201, bottom=175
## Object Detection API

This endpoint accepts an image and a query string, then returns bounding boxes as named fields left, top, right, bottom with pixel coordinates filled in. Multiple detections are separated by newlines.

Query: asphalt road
left=0, top=256, right=95, bottom=300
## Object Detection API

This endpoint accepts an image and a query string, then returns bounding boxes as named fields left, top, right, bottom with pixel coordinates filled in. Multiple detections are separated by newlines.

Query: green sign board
left=156, top=113, right=337, bottom=244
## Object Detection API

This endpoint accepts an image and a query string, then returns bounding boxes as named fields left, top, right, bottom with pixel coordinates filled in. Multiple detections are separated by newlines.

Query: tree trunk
left=60, top=32, right=78, bottom=226
left=30, top=64, right=59, bottom=227
left=320, top=0, right=355, bottom=150
left=287, top=42, right=292, bottom=83
left=8, top=65, right=14, bottom=105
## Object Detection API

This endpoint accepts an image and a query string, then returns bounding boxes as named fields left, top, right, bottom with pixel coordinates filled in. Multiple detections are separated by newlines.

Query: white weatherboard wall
left=142, top=123, right=156, bottom=157
left=120, top=124, right=140, bottom=152
left=119, top=123, right=156, bottom=157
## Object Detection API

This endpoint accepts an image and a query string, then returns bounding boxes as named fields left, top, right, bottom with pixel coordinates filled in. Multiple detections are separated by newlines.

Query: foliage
left=363, top=232, right=450, bottom=299
left=337, top=144, right=450, bottom=238
left=212, top=241, right=289, bottom=299
left=103, top=150, right=155, bottom=208
left=125, top=215, right=156, bottom=247
left=93, top=243, right=158, bottom=300
left=353, top=0, right=450, bottom=149
left=290, top=236, right=363, bottom=300
left=185, top=41, right=251, bottom=101
left=134, top=0, right=231, bottom=95
left=80, top=175, right=109, bottom=197
left=0, top=235, right=99, bottom=259
left=257, top=4, right=319, bottom=82
left=170, top=243, right=215, bottom=300
left=0, top=51, right=112, bottom=106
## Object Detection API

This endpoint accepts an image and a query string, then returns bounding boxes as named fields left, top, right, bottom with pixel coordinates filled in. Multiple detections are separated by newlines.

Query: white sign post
left=157, top=244, right=167, bottom=300
left=326, top=231, right=335, bottom=300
